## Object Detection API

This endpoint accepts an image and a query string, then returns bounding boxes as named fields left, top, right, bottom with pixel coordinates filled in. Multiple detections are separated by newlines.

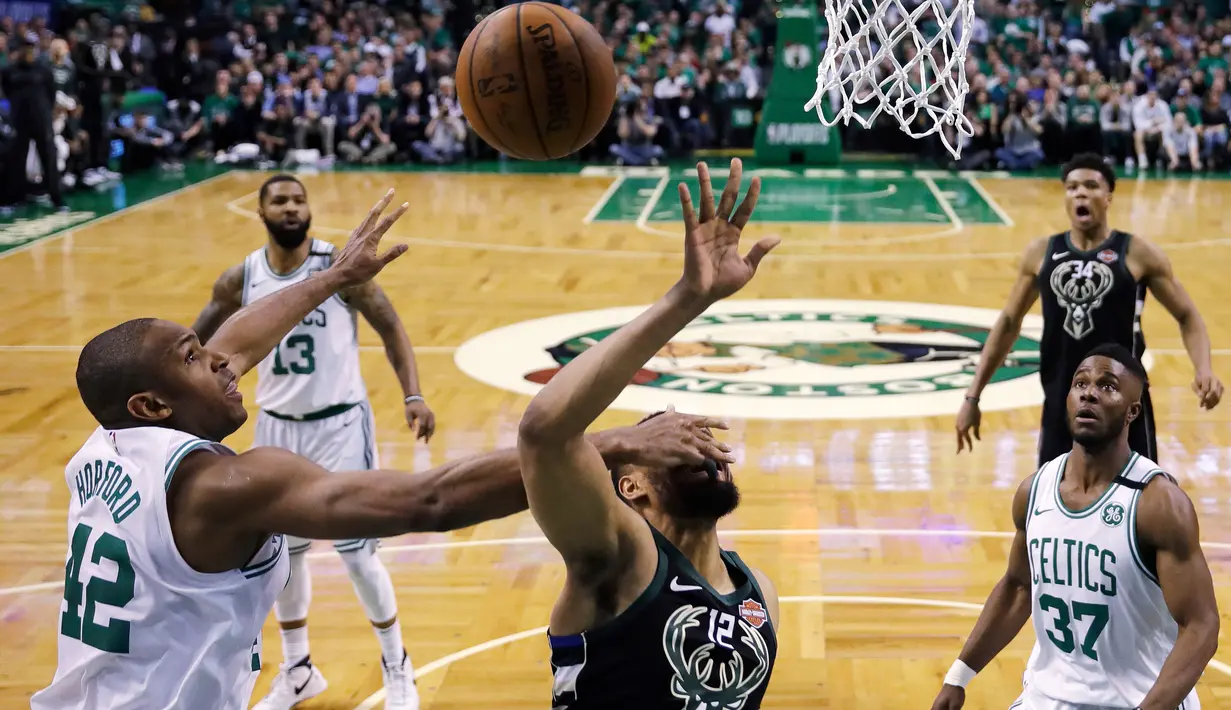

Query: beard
left=263, top=215, right=311, bottom=249
left=653, top=462, right=741, bottom=522
left=1070, top=414, right=1129, bottom=450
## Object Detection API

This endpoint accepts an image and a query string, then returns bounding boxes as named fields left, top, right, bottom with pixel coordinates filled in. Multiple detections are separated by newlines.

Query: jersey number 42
left=60, top=522, right=135, bottom=653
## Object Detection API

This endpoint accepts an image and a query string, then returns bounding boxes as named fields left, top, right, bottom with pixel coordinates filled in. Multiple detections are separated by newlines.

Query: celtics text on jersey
left=32, top=426, right=290, bottom=710
left=1023, top=452, right=1198, bottom=709
left=243, top=239, right=367, bottom=418
left=548, top=525, right=777, bottom=710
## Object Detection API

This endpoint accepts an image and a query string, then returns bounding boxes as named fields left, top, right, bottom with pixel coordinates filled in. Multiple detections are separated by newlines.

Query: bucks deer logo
left=1050, top=260, right=1115, bottom=340
left=662, top=605, right=770, bottom=709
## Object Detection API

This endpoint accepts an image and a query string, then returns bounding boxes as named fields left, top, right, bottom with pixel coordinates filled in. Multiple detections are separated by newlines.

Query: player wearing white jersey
left=192, top=175, right=436, bottom=710
left=931, top=344, right=1219, bottom=710
left=35, top=191, right=727, bottom=710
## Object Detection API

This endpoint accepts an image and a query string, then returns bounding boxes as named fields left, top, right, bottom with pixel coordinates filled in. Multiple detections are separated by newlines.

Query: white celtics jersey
left=32, top=426, right=290, bottom=710
left=1024, top=452, right=1198, bottom=709
left=242, top=240, right=367, bottom=417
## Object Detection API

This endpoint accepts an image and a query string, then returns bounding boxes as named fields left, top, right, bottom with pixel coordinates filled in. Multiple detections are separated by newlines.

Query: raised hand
left=329, top=189, right=410, bottom=288
left=677, top=158, right=780, bottom=304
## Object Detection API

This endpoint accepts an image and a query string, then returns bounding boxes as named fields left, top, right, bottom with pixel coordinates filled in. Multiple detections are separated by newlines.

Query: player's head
left=609, top=411, right=740, bottom=525
left=76, top=319, right=247, bottom=441
left=258, top=175, right=311, bottom=250
left=1067, top=343, right=1148, bottom=450
left=1061, top=153, right=1115, bottom=232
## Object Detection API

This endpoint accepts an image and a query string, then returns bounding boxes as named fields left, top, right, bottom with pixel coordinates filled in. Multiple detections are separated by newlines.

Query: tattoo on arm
left=192, top=264, right=245, bottom=344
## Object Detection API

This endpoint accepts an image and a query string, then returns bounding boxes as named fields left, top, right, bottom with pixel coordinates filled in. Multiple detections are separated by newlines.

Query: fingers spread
left=730, top=176, right=761, bottom=229
left=717, top=158, right=742, bottom=220
left=679, top=183, right=698, bottom=235
left=744, top=234, right=782, bottom=271
left=379, top=243, right=409, bottom=264
left=697, top=162, right=715, bottom=224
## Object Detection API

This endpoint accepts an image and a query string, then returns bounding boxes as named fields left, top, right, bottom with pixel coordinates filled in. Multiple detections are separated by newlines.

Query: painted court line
left=634, top=173, right=671, bottom=234
left=10, top=527, right=1231, bottom=598
left=581, top=175, right=626, bottom=224
left=921, top=175, right=965, bottom=233
left=352, top=594, right=1231, bottom=709
left=0, top=171, right=238, bottom=262
left=964, top=176, right=1016, bottom=226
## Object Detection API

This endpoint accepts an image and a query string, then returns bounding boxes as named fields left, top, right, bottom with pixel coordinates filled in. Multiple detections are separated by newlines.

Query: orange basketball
left=456, top=2, right=617, bottom=161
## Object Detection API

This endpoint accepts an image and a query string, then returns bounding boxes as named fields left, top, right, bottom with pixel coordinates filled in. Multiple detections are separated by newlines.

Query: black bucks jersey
left=1036, top=230, right=1156, bottom=464
left=1038, top=230, right=1145, bottom=388
left=548, top=526, right=777, bottom=710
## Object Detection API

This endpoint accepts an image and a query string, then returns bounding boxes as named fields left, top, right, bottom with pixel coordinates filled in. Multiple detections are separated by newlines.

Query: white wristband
left=944, top=660, right=977, bottom=689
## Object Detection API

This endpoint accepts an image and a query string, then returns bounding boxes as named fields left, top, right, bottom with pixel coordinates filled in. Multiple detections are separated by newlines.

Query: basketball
left=456, top=2, right=617, bottom=161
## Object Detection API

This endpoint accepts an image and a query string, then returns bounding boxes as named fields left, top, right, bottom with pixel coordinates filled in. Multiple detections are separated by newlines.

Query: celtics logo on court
left=663, top=605, right=770, bottom=709
left=1102, top=502, right=1126, bottom=528
left=454, top=300, right=1048, bottom=420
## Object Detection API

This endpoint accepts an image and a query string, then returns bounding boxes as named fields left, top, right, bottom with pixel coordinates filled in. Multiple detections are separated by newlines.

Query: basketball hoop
left=803, top=0, right=975, bottom=158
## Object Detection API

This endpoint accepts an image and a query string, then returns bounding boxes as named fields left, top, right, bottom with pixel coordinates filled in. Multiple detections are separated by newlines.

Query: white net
left=803, top=0, right=975, bottom=158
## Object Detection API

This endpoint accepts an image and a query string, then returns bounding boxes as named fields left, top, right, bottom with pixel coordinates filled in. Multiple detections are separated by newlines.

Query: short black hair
left=1082, top=343, right=1148, bottom=387
left=610, top=410, right=668, bottom=495
left=1061, top=153, right=1116, bottom=193
left=76, top=318, right=160, bottom=427
left=258, top=174, right=305, bottom=205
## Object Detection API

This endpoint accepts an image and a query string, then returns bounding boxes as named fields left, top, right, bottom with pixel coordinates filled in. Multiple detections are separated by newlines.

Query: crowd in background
left=0, top=0, right=774, bottom=210
left=4, top=0, right=1231, bottom=211
left=921, top=0, right=1231, bottom=171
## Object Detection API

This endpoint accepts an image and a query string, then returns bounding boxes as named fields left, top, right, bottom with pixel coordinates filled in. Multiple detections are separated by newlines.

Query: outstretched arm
left=192, top=264, right=245, bottom=344
left=1135, top=476, right=1219, bottom=710
left=956, top=238, right=1046, bottom=452
left=170, top=413, right=722, bottom=572
left=346, top=280, right=436, bottom=441
left=931, top=475, right=1035, bottom=710
left=1136, top=237, right=1223, bottom=410
left=207, top=190, right=409, bottom=376
left=517, top=159, right=775, bottom=575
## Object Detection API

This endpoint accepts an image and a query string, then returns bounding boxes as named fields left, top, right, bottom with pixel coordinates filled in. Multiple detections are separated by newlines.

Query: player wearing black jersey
left=956, top=153, right=1222, bottom=467
left=517, top=159, right=781, bottom=710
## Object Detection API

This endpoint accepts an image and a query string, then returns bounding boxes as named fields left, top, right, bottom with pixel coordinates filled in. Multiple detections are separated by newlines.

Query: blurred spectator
left=165, top=98, right=206, bottom=159
left=611, top=97, right=666, bottom=166
left=258, top=100, right=295, bottom=164
left=996, top=94, right=1045, bottom=170
left=1164, top=111, right=1201, bottom=170
left=339, top=101, right=395, bottom=164
left=2, top=35, right=63, bottom=212
left=295, top=76, right=335, bottom=156
left=1133, top=89, right=1172, bottom=168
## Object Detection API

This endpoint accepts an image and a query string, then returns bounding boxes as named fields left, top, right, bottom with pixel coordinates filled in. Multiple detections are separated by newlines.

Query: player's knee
left=339, top=543, right=398, bottom=623
left=274, top=552, right=312, bottom=622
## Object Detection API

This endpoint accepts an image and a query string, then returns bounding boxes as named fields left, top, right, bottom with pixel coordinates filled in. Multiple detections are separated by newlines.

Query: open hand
left=677, top=158, right=780, bottom=304
left=329, top=189, right=410, bottom=289
left=619, top=406, right=735, bottom=471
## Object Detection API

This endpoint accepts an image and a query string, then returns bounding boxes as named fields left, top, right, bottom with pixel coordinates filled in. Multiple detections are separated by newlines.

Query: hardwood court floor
left=2, top=166, right=1231, bottom=708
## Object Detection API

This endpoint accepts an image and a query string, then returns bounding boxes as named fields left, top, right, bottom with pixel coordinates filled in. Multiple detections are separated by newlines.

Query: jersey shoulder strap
left=240, top=249, right=265, bottom=307
left=1115, top=453, right=1173, bottom=489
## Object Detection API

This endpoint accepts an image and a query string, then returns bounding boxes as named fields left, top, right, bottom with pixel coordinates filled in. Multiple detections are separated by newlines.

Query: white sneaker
left=382, top=651, right=419, bottom=710
left=253, top=657, right=328, bottom=710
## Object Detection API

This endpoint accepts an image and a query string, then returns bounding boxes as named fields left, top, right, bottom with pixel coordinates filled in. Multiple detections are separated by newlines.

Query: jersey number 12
left=60, top=522, right=136, bottom=653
